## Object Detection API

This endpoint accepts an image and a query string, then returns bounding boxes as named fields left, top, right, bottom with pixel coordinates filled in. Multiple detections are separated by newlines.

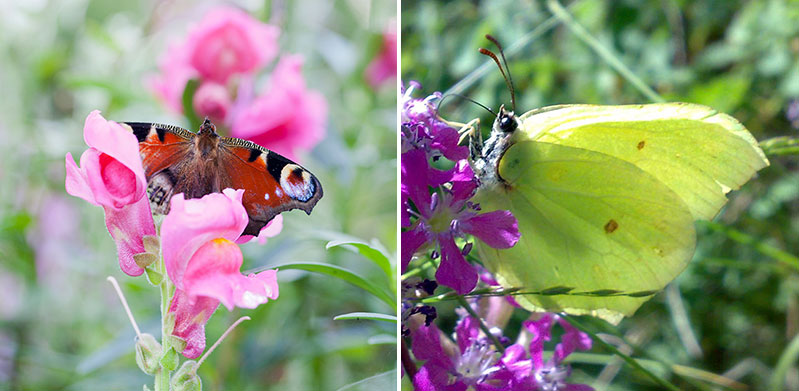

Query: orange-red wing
left=219, top=140, right=323, bottom=236
left=123, top=122, right=194, bottom=178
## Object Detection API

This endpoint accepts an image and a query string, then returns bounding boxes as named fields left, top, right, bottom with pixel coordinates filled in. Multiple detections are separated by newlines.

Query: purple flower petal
left=524, top=314, right=554, bottom=368
left=436, top=235, right=478, bottom=295
left=461, top=210, right=520, bottom=249
left=401, top=149, right=432, bottom=216
left=455, top=315, right=480, bottom=354
left=554, top=318, right=593, bottom=363
left=401, top=225, right=429, bottom=273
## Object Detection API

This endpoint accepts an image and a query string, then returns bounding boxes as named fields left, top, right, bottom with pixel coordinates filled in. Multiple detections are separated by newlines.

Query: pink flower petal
left=102, top=197, right=156, bottom=276
left=82, top=111, right=146, bottom=188
left=461, top=210, right=520, bottom=249
left=169, top=289, right=219, bottom=359
left=182, top=238, right=279, bottom=310
left=65, top=152, right=96, bottom=206
left=435, top=236, right=477, bottom=295
left=162, top=189, right=248, bottom=290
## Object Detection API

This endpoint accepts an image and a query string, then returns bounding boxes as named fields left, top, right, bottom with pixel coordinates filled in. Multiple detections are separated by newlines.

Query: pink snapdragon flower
left=65, top=110, right=155, bottom=276
left=161, top=189, right=279, bottom=358
left=365, top=23, right=397, bottom=88
left=230, top=55, right=327, bottom=160
left=148, top=6, right=280, bottom=115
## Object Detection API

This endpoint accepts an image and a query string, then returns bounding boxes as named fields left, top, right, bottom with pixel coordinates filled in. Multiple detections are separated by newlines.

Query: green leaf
left=274, top=262, right=395, bottom=307
left=335, top=370, right=396, bottom=391
left=333, top=312, right=397, bottom=323
left=326, top=239, right=393, bottom=279
left=181, top=79, right=201, bottom=130
left=159, top=346, right=179, bottom=372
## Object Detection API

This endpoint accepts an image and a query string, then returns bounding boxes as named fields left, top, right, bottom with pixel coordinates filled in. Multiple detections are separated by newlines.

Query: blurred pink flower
left=186, top=7, right=279, bottom=83
left=365, top=24, right=397, bottom=88
left=149, top=6, right=280, bottom=114
left=193, top=81, right=232, bottom=123
left=162, top=188, right=279, bottom=358
left=230, top=55, right=327, bottom=160
left=65, top=110, right=155, bottom=276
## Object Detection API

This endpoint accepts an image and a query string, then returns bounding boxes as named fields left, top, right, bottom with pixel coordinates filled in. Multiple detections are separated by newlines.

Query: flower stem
left=155, top=257, right=173, bottom=391
left=106, top=276, right=142, bottom=339
left=196, top=316, right=251, bottom=369
left=546, top=0, right=665, bottom=103
left=455, top=295, right=505, bottom=354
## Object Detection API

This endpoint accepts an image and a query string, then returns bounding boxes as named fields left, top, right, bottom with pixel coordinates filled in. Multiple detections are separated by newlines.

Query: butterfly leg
left=456, top=118, right=483, bottom=162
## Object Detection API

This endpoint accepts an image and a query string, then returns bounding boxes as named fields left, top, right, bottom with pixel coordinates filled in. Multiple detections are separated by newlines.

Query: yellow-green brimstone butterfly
left=466, top=103, right=768, bottom=324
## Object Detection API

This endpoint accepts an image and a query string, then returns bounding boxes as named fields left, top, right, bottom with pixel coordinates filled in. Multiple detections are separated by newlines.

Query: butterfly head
left=198, top=118, right=218, bottom=136
left=494, top=105, right=518, bottom=134
left=196, top=118, right=220, bottom=158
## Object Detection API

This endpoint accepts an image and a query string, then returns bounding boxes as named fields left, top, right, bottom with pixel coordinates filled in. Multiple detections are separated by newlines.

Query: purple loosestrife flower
left=402, top=152, right=519, bottom=294
left=503, top=314, right=594, bottom=391
left=411, top=315, right=517, bottom=391
left=400, top=83, right=520, bottom=295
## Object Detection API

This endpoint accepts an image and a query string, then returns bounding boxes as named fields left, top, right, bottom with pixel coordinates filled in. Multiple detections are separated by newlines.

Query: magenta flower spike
left=161, top=188, right=279, bottom=358
left=65, top=110, right=155, bottom=276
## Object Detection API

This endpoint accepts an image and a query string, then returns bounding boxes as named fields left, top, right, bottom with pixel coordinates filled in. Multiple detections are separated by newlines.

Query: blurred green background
left=402, top=0, right=799, bottom=389
left=0, top=0, right=396, bottom=390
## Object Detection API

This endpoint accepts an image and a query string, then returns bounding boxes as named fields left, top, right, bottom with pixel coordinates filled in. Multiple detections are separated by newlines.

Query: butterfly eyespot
left=604, top=219, right=619, bottom=233
left=637, top=140, right=646, bottom=150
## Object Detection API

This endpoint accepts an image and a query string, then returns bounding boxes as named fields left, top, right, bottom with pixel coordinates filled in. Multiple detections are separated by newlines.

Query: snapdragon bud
left=135, top=333, right=162, bottom=375
left=171, top=360, right=202, bottom=391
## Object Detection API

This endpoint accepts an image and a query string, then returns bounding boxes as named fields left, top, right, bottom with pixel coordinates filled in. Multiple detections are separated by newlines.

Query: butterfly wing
left=475, top=141, right=696, bottom=323
left=123, top=122, right=195, bottom=214
left=218, top=137, right=323, bottom=236
left=516, top=103, right=769, bottom=220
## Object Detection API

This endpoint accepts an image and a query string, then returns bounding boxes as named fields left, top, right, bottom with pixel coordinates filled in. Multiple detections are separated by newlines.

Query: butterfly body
left=123, top=119, right=322, bottom=236
left=468, top=103, right=768, bottom=322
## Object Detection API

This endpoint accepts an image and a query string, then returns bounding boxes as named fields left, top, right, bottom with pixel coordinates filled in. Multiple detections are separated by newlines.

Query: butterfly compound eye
left=498, top=112, right=517, bottom=133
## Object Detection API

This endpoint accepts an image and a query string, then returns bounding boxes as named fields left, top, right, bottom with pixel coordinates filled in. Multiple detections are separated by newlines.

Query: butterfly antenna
left=437, top=93, right=497, bottom=118
left=480, top=34, right=516, bottom=112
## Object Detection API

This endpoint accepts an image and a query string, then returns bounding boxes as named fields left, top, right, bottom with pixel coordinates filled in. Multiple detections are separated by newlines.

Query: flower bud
left=135, top=333, right=162, bottom=375
left=170, top=360, right=202, bottom=391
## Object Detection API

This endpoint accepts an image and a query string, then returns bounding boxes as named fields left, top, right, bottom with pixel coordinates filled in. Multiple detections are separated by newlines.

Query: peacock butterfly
left=121, top=119, right=322, bottom=236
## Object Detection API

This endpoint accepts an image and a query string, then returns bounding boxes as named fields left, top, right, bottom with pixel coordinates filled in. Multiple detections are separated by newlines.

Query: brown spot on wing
left=604, top=219, right=619, bottom=233
left=637, top=140, right=646, bottom=150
